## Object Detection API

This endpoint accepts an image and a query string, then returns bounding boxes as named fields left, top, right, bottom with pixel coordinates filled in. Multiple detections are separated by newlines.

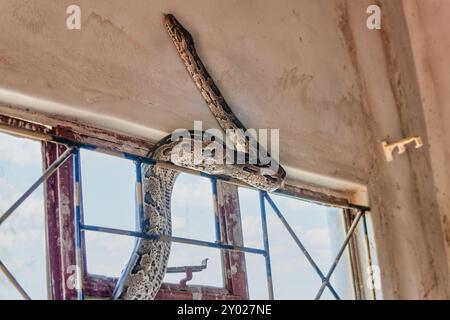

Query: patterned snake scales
left=112, top=14, right=286, bottom=300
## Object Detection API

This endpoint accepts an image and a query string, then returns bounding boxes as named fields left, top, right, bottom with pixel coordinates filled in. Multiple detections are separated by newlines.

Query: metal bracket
left=166, top=259, right=209, bottom=288
left=382, top=136, right=423, bottom=162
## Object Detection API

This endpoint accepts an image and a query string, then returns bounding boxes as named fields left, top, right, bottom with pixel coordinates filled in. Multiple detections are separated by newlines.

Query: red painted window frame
left=1, top=112, right=365, bottom=300
left=42, top=130, right=249, bottom=300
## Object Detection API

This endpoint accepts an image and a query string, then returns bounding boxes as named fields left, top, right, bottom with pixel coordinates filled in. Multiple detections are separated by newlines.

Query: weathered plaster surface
left=0, top=0, right=449, bottom=299
left=402, top=0, right=450, bottom=294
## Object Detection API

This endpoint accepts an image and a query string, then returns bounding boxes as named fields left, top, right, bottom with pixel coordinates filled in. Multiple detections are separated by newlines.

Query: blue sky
left=0, top=133, right=47, bottom=299
left=0, top=132, right=355, bottom=300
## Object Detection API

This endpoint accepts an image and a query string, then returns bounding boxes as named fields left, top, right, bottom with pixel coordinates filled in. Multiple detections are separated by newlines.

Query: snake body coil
left=113, top=14, right=285, bottom=300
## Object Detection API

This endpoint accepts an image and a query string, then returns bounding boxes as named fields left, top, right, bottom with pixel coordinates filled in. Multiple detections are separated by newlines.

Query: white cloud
left=0, top=133, right=41, bottom=166
left=241, top=215, right=263, bottom=248
left=302, top=227, right=332, bottom=251
left=0, top=177, right=44, bottom=226
left=172, top=216, right=186, bottom=230
left=0, top=158, right=46, bottom=299
left=171, top=174, right=213, bottom=209
left=85, top=232, right=135, bottom=277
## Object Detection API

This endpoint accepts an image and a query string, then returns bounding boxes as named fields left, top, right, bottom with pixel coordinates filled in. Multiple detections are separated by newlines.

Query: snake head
left=164, top=14, right=194, bottom=50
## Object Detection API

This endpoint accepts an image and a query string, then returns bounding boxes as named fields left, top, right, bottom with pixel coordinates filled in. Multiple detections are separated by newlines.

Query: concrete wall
left=403, top=0, right=450, bottom=293
left=0, top=0, right=449, bottom=299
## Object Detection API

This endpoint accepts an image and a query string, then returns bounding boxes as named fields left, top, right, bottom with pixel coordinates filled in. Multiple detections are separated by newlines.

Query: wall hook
left=382, top=136, right=423, bottom=162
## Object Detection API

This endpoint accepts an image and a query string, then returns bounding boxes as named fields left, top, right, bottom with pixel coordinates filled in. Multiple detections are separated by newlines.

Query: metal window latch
left=382, top=136, right=423, bottom=162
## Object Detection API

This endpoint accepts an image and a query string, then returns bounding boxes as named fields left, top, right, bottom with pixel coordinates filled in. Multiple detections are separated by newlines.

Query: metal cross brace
left=262, top=192, right=364, bottom=300
left=0, top=147, right=75, bottom=300
left=314, top=210, right=363, bottom=299
left=0, top=147, right=74, bottom=226
left=0, top=260, right=31, bottom=300
left=262, top=192, right=341, bottom=299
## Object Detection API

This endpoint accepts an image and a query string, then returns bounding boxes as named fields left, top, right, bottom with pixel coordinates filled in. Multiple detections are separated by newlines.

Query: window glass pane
left=81, top=149, right=135, bottom=277
left=239, top=188, right=355, bottom=300
left=80, top=154, right=223, bottom=288
left=163, top=173, right=222, bottom=287
left=0, top=132, right=47, bottom=299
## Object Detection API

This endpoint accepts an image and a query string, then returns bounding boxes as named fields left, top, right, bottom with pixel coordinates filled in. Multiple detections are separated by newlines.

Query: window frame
left=0, top=112, right=373, bottom=300
left=44, top=142, right=249, bottom=300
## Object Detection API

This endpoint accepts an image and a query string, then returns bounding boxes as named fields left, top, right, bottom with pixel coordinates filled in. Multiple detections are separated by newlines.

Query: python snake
left=112, top=14, right=286, bottom=300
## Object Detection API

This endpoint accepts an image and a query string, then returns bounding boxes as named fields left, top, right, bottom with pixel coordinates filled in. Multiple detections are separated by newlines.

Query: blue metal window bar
left=0, top=142, right=374, bottom=300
